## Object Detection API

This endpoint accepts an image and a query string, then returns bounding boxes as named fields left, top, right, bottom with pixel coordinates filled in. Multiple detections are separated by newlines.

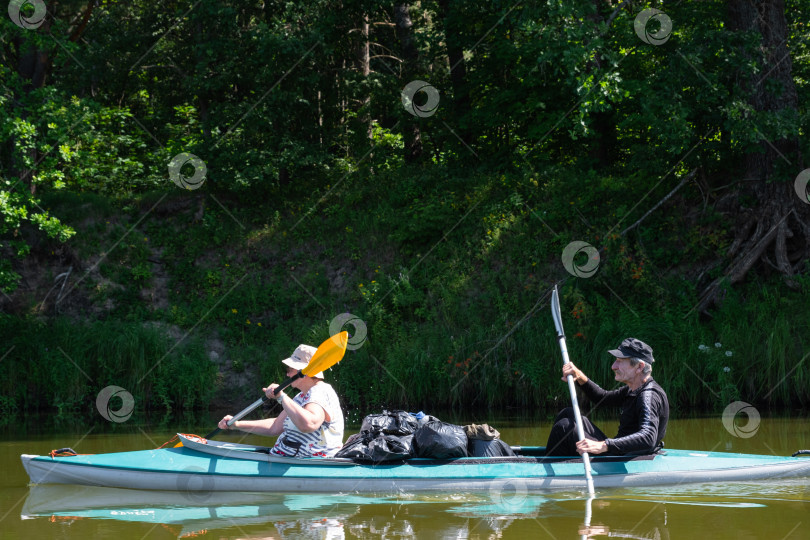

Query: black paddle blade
left=203, top=427, right=221, bottom=440
left=551, top=285, right=565, bottom=336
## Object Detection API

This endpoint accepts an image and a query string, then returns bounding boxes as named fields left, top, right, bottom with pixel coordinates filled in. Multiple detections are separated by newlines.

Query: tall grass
left=319, top=276, right=810, bottom=415
left=5, top=167, right=810, bottom=418
left=0, top=316, right=215, bottom=419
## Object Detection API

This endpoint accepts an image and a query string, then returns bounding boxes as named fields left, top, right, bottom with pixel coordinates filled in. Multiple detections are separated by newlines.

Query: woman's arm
left=217, top=411, right=287, bottom=437
left=280, top=396, right=326, bottom=433
left=264, top=383, right=328, bottom=434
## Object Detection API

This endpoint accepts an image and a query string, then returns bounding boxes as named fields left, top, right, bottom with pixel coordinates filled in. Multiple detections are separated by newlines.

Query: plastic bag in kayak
left=360, top=410, right=419, bottom=435
left=368, top=434, right=413, bottom=462
left=335, top=432, right=413, bottom=462
left=468, top=438, right=516, bottom=457
left=334, top=432, right=370, bottom=460
left=412, top=420, right=469, bottom=459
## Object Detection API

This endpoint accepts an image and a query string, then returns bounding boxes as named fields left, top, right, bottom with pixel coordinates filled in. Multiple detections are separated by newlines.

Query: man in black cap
left=545, top=337, right=669, bottom=456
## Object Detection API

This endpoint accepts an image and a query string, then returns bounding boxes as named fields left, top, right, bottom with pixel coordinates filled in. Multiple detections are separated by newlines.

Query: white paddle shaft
left=226, top=369, right=305, bottom=426
left=228, top=396, right=267, bottom=426
left=558, top=333, right=595, bottom=495
left=551, top=285, right=595, bottom=496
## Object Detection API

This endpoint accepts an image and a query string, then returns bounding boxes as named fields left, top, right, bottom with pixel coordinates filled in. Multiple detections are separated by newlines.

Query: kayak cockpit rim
left=176, top=433, right=661, bottom=466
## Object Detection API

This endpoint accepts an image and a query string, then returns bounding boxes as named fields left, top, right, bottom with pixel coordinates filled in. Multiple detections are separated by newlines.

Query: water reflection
left=578, top=497, right=669, bottom=540
left=23, top=486, right=357, bottom=537
left=19, top=477, right=810, bottom=539
left=9, top=416, right=810, bottom=539
left=21, top=485, right=686, bottom=539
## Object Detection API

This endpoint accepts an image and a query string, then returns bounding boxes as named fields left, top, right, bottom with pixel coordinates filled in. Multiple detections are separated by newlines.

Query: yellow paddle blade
left=302, top=331, right=348, bottom=376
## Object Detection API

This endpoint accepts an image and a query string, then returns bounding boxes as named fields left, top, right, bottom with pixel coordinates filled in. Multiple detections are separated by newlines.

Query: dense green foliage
left=0, top=312, right=215, bottom=416
left=1, top=1, right=809, bottom=417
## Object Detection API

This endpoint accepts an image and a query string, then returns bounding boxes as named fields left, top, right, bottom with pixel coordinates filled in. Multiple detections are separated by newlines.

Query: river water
left=2, top=415, right=808, bottom=539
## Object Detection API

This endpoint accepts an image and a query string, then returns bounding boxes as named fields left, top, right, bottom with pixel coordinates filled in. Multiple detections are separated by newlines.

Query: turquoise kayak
left=20, top=434, right=810, bottom=493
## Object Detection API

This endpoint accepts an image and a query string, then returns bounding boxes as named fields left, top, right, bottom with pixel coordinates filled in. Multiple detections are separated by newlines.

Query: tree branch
left=602, top=0, right=630, bottom=35
left=622, top=168, right=698, bottom=236
left=69, top=0, right=96, bottom=43
left=369, top=55, right=402, bottom=62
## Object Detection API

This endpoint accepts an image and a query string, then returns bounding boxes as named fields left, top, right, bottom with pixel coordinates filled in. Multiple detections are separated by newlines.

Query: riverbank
left=2, top=178, right=810, bottom=417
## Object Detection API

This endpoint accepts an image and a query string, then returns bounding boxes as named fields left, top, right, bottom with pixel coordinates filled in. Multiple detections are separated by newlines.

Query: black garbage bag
left=367, top=434, right=414, bottom=462
left=334, top=432, right=371, bottom=460
left=412, top=420, right=468, bottom=459
left=468, top=438, right=516, bottom=457
left=338, top=410, right=445, bottom=462
left=335, top=432, right=413, bottom=462
left=360, top=410, right=419, bottom=435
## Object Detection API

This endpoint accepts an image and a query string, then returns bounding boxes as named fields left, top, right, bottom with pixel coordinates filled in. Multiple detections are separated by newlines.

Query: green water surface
left=1, top=416, right=808, bottom=539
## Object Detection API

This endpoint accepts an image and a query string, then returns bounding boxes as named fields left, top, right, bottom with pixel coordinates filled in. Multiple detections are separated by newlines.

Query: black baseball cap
left=608, top=338, right=654, bottom=364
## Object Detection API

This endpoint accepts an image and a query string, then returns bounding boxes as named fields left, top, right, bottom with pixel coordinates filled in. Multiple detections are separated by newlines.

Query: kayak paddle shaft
left=551, top=285, right=595, bottom=496
left=204, top=371, right=304, bottom=439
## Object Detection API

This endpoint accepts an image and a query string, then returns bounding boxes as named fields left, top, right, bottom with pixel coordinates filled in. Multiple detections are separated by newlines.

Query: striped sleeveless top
left=270, top=382, right=344, bottom=458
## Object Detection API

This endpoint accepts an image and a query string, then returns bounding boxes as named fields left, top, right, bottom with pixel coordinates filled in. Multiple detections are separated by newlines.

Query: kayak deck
left=20, top=434, right=810, bottom=493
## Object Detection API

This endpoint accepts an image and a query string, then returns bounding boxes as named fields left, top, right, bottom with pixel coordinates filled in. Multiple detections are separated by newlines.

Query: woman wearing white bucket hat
left=217, top=344, right=345, bottom=457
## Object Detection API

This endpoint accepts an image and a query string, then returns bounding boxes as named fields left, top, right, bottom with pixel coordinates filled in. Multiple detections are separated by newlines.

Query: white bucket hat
left=281, top=344, right=323, bottom=378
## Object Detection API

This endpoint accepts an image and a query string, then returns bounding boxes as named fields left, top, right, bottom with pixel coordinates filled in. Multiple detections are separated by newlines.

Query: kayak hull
left=20, top=436, right=810, bottom=493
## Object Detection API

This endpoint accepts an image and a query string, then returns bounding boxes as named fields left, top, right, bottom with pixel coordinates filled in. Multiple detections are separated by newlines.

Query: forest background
left=1, top=0, right=809, bottom=423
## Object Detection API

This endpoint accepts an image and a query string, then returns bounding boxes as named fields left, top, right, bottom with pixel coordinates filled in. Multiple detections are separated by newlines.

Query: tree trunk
left=357, top=15, right=372, bottom=144
left=698, top=0, right=808, bottom=312
left=726, top=0, right=800, bottom=181
left=586, top=0, right=616, bottom=167
left=437, top=0, right=471, bottom=144
left=394, top=3, right=423, bottom=162
left=195, top=19, right=212, bottom=143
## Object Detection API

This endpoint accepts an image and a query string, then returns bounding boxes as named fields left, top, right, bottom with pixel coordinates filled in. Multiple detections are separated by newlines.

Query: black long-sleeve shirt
left=580, top=377, right=669, bottom=455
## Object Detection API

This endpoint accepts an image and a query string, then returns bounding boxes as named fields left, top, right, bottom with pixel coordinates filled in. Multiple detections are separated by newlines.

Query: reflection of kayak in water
left=20, top=483, right=798, bottom=540
left=20, top=485, right=553, bottom=539
left=21, top=484, right=374, bottom=514
left=21, top=434, right=810, bottom=492
left=20, top=484, right=552, bottom=521
left=23, top=484, right=290, bottom=516
left=21, top=484, right=359, bottom=535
